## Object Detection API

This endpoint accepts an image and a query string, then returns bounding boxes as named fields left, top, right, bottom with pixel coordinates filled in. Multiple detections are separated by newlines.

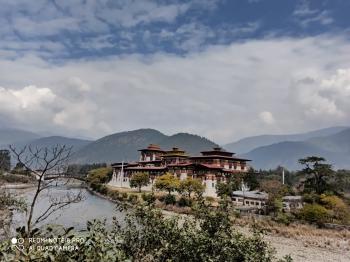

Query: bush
left=0, top=203, right=283, bottom=261
left=320, top=194, right=350, bottom=224
left=108, top=190, right=120, bottom=200
left=164, top=194, right=176, bottom=205
left=157, top=195, right=166, bottom=202
left=298, top=203, right=330, bottom=225
left=178, top=197, right=192, bottom=207
left=141, top=193, right=156, bottom=204
left=302, top=193, right=320, bottom=204
left=87, top=167, right=113, bottom=185
left=274, top=212, right=294, bottom=225
left=90, top=182, right=101, bottom=192
left=205, top=196, right=215, bottom=203
left=0, top=174, right=31, bottom=184
left=128, top=194, right=138, bottom=204
left=98, top=185, right=108, bottom=195
left=122, top=192, right=128, bottom=199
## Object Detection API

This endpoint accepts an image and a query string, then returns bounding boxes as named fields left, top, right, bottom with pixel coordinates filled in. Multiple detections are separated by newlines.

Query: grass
left=232, top=215, right=350, bottom=251
left=0, top=173, right=34, bottom=184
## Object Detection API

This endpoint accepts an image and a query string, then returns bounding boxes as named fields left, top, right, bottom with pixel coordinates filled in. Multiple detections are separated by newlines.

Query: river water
left=12, top=183, right=125, bottom=231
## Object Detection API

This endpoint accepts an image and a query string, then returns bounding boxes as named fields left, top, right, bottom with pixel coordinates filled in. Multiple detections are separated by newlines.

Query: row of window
left=232, top=198, right=264, bottom=206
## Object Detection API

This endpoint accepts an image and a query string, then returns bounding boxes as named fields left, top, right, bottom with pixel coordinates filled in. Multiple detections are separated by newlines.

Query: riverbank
left=0, top=183, right=35, bottom=189
left=233, top=217, right=350, bottom=262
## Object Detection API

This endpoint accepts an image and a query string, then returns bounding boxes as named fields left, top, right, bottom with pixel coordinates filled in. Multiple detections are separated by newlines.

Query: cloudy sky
left=1, top=0, right=350, bottom=144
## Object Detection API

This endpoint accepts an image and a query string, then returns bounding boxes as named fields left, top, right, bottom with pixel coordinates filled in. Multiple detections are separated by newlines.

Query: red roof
left=125, top=166, right=167, bottom=171
left=138, top=144, right=165, bottom=152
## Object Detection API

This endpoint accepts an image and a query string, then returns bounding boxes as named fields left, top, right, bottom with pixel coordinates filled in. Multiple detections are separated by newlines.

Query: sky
left=1, top=0, right=350, bottom=144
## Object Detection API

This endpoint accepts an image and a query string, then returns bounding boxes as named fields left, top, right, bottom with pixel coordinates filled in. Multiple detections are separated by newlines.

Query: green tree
left=154, top=173, right=180, bottom=195
left=320, top=194, right=350, bottom=224
left=244, top=169, right=259, bottom=190
left=330, top=169, right=350, bottom=194
left=260, top=180, right=289, bottom=215
left=179, top=178, right=205, bottom=198
left=130, top=172, right=150, bottom=192
left=0, top=150, right=10, bottom=172
left=298, top=203, right=330, bottom=225
left=298, top=156, right=334, bottom=194
left=216, top=173, right=244, bottom=197
left=87, top=167, right=113, bottom=185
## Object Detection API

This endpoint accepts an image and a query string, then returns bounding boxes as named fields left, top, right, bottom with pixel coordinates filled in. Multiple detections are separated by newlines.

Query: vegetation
left=216, top=173, right=244, bottom=197
left=0, top=190, right=26, bottom=213
left=11, top=162, right=30, bottom=176
left=330, top=169, right=350, bottom=194
left=87, top=167, right=113, bottom=187
left=298, top=156, right=334, bottom=194
left=0, top=173, right=33, bottom=184
left=216, top=170, right=259, bottom=197
left=0, top=188, right=26, bottom=239
left=298, top=204, right=330, bottom=225
left=154, top=173, right=180, bottom=195
left=320, top=194, right=350, bottom=224
left=0, top=150, right=11, bottom=172
left=164, top=194, right=176, bottom=205
left=0, top=200, right=291, bottom=262
left=179, top=177, right=205, bottom=198
left=66, top=163, right=107, bottom=177
left=129, top=172, right=150, bottom=192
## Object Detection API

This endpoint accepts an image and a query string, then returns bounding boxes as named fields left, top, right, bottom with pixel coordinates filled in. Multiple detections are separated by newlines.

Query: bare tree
left=9, top=144, right=84, bottom=236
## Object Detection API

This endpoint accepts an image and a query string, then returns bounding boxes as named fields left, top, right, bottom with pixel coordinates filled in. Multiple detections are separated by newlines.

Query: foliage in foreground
left=0, top=200, right=291, bottom=262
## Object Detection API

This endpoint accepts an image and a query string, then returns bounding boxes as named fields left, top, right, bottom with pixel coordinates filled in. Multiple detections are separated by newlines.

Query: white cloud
left=0, top=85, right=55, bottom=111
left=1, top=35, right=350, bottom=143
left=259, top=111, right=275, bottom=125
left=1, top=0, right=219, bottom=39
left=293, top=0, right=333, bottom=27
left=290, top=69, right=350, bottom=120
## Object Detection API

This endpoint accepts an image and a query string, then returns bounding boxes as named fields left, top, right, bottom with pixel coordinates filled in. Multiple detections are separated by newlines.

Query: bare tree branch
left=8, top=144, right=82, bottom=237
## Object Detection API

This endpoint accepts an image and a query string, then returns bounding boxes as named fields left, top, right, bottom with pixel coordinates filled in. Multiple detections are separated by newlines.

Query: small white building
left=282, top=196, right=303, bottom=212
left=231, top=190, right=268, bottom=209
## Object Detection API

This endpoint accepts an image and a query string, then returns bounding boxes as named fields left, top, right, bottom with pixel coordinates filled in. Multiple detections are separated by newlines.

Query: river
left=11, top=182, right=126, bottom=231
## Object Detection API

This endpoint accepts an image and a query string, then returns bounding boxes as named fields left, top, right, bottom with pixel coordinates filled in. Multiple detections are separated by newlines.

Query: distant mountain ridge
left=1, top=126, right=350, bottom=170
left=242, top=128, right=350, bottom=170
left=224, top=126, right=349, bottom=154
left=20, top=136, right=92, bottom=152
left=71, top=128, right=218, bottom=164
left=0, top=128, right=42, bottom=147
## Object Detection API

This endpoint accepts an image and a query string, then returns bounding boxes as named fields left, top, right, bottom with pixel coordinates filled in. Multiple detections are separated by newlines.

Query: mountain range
left=224, top=126, right=349, bottom=154
left=239, top=127, right=350, bottom=170
left=0, top=128, right=217, bottom=165
left=71, top=129, right=218, bottom=164
left=1, top=126, right=350, bottom=170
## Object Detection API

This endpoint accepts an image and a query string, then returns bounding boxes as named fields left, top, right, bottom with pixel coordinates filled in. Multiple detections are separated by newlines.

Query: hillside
left=0, top=128, right=41, bottom=147
left=224, top=126, right=349, bottom=154
left=243, top=128, right=350, bottom=170
left=71, top=129, right=218, bottom=164
left=158, top=133, right=218, bottom=156
left=308, top=128, right=350, bottom=153
left=22, top=136, right=92, bottom=152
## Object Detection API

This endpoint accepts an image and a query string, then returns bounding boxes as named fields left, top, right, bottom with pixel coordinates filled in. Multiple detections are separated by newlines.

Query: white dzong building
left=110, top=144, right=251, bottom=197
